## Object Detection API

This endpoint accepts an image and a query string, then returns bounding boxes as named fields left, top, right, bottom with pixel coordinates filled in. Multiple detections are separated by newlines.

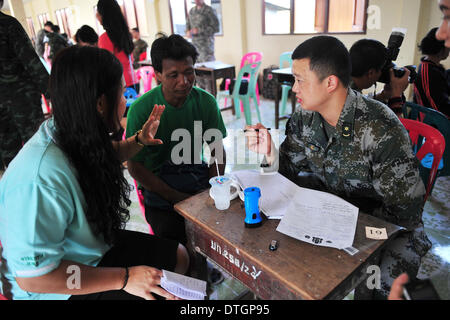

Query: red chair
left=134, top=180, right=154, bottom=235
left=42, top=95, right=51, bottom=115
left=400, top=118, right=445, bottom=201
left=224, top=52, right=263, bottom=111
left=139, top=51, right=147, bottom=62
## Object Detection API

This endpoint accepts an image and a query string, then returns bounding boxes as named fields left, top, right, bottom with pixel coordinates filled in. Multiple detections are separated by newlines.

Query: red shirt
left=98, top=32, right=136, bottom=87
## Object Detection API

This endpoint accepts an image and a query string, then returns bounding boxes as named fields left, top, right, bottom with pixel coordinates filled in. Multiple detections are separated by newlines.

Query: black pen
left=243, top=128, right=271, bottom=133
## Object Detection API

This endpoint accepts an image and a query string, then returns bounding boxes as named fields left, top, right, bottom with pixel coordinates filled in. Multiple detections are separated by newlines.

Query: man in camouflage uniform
left=186, top=0, right=219, bottom=92
left=0, top=2, right=48, bottom=170
left=247, top=36, right=431, bottom=300
left=131, top=27, right=148, bottom=69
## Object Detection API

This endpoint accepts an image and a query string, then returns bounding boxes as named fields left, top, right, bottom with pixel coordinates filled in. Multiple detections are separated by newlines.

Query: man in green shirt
left=126, top=34, right=227, bottom=245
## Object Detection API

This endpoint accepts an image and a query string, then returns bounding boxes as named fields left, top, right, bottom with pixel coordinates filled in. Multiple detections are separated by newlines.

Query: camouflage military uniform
left=132, top=38, right=148, bottom=69
left=0, top=12, right=48, bottom=168
left=270, top=89, right=432, bottom=299
left=186, top=4, right=219, bottom=91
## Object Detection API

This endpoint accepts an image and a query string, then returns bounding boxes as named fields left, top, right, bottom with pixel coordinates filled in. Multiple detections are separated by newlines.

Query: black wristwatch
left=135, top=130, right=145, bottom=147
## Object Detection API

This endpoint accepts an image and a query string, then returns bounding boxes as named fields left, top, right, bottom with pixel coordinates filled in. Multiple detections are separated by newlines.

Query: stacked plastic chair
left=223, top=52, right=263, bottom=111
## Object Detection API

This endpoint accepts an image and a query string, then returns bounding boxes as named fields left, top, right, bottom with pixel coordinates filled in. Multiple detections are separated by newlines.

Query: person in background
left=0, top=0, right=48, bottom=171
left=35, top=21, right=54, bottom=58
left=247, top=36, right=431, bottom=300
left=186, top=0, right=219, bottom=92
left=414, top=27, right=450, bottom=118
left=131, top=27, right=148, bottom=69
left=350, top=39, right=410, bottom=116
left=0, top=45, right=188, bottom=300
left=75, top=25, right=99, bottom=47
left=436, top=0, right=450, bottom=47
left=45, top=24, right=69, bottom=64
left=97, top=0, right=138, bottom=91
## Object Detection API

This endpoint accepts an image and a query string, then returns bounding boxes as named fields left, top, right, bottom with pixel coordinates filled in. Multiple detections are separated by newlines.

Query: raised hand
left=140, top=105, right=165, bottom=146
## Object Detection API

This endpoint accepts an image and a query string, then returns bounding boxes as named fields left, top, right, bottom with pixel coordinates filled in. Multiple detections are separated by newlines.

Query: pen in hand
left=243, top=128, right=271, bottom=133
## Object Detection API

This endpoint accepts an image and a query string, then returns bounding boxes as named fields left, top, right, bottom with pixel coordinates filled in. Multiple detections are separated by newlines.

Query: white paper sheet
left=231, top=170, right=298, bottom=219
left=161, top=270, right=207, bottom=300
left=276, top=188, right=359, bottom=250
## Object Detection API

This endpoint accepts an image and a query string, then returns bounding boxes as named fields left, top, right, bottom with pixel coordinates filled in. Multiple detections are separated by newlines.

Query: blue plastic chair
left=279, top=51, right=293, bottom=116
left=217, top=61, right=262, bottom=125
left=124, top=87, right=139, bottom=108
left=403, top=102, right=450, bottom=178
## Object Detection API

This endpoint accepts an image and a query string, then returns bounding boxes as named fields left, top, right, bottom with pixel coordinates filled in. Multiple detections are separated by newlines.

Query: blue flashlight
left=244, top=187, right=263, bottom=228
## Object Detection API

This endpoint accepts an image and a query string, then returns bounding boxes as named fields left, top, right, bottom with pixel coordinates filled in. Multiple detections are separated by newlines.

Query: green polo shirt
left=126, top=85, right=227, bottom=177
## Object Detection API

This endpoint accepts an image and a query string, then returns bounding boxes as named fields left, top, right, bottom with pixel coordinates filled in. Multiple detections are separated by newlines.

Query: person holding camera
left=350, top=39, right=411, bottom=116
left=414, top=27, right=450, bottom=118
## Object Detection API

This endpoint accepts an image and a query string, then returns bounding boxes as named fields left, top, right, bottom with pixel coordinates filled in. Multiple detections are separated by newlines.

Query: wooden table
left=174, top=190, right=404, bottom=300
left=194, top=61, right=236, bottom=97
left=272, top=68, right=296, bottom=129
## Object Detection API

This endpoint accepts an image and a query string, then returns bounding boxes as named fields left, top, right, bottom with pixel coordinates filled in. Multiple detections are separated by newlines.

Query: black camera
left=379, top=29, right=418, bottom=84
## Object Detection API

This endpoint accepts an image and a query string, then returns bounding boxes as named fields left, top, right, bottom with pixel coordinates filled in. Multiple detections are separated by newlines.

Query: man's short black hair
left=292, top=36, right=352, bottom=88
left=132, top=27, right=139, bottom=33
left=350, top=39, right=387, bottom=77
left=419, top=27, right=446, bottom=55
left=151, top=34, right=199, bottom=73
left=44, top=21, right=55, bottom=28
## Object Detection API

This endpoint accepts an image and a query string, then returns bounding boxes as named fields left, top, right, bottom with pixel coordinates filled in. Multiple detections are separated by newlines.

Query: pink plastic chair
left=224, top=52, right=263, bottom=111
left=138, top=66, right=156, bottom=93
left=400, top=118, right=445, bottom=201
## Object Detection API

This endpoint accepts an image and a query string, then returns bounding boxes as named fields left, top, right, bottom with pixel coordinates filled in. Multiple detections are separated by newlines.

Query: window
left=263, top=0, right=368, bottom=35
left=116, top=0, right=146, bottom=30
left=55, top=8, right=74, bottom=38
left=169, top=0, right=223, bottom=36
left=93, top=5, right=105, bottom=34
left=26, top=17, right=36, bottom=39
left=37, top=13, right=51, bottom=29
left=95, top=0, right=145, bottom=32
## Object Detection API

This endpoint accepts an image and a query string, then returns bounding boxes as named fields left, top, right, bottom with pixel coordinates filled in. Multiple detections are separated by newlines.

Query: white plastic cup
left=209, top=175, right=239, bottom=211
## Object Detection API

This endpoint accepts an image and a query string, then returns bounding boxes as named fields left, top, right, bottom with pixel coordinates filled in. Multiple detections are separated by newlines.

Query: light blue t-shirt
left=0, top=119, right=110, bottom=300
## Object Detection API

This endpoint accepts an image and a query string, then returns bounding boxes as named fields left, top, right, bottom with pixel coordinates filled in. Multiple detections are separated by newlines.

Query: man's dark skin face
left=155, top=56, right=196, bottom=108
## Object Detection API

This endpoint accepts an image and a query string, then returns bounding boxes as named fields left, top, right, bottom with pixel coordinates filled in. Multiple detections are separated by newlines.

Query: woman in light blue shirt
left=0, top=46, right=188, bottom=300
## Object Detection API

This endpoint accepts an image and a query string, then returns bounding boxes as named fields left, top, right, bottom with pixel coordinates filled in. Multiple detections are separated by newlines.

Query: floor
left=123, top=96, right=450, bottom=300
left=1, top=95, right=448, bottom=300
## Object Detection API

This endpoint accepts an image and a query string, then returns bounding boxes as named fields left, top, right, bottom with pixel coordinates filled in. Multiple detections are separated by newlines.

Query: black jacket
left=414, top=57, right=450, bottom=118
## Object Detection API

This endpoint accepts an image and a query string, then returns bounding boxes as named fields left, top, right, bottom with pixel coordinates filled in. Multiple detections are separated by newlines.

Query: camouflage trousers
left=355, top=227, right=431, bottom=300
left=0, top=86, right=44, bottom=168
left=193, top=36, right=215, bottom=93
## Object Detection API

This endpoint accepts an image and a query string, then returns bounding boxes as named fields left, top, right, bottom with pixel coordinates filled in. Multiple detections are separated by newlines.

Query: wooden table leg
left=185, top=220, right=207, bottom=281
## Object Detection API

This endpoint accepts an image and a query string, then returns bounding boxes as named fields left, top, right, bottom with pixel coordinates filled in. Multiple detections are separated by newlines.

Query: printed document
left=231, top=170, right=298, bottom=219
left=161, top=270, right=207, bottom=300
left=276, top=188, right=359, bottom=250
